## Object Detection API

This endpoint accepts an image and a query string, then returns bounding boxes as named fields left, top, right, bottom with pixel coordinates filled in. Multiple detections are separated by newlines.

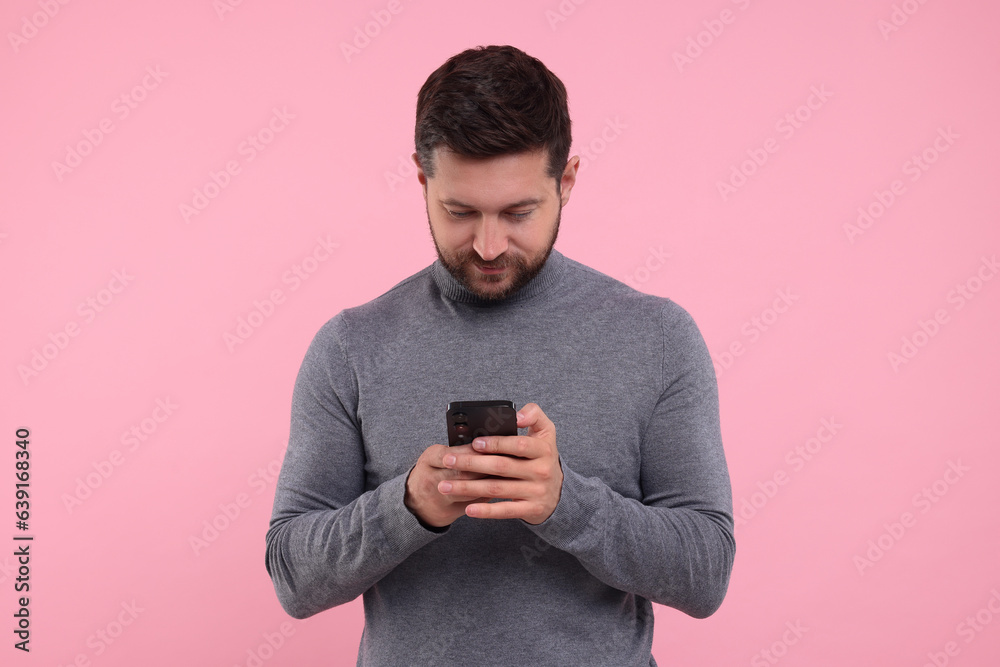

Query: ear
left=412, top=152, right=428, bottom=198
left=559, top=155, right=580, bottom=207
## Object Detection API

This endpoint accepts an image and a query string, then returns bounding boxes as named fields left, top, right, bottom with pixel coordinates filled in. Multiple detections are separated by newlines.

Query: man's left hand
left=438, top=402, right=563, bottom=525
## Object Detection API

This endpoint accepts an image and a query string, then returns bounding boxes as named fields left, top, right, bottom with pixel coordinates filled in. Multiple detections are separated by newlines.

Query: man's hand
left=404, top=444, right=489, bottom=528
left=439, top=403, right=563, bottom=525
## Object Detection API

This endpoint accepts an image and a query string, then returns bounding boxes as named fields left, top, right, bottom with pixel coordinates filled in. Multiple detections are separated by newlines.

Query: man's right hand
left=404, top=444, right=488, bottom=528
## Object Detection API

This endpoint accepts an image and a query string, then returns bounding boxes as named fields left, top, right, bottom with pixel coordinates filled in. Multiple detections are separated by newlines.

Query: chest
left=354, top=321, right=660, bottom=500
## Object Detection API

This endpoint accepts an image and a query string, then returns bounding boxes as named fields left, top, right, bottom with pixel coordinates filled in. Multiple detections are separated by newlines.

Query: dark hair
left=415, top=45, right=572, bottom=182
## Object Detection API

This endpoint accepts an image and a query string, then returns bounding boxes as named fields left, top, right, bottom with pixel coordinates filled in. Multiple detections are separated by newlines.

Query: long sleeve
left=264, top=314, right=443, bottom=619
left=523, top=303, right=735, bottom=618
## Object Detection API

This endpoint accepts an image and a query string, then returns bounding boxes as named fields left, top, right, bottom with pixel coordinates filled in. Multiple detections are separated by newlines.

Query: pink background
left=3, top=0, right=999, bottom=665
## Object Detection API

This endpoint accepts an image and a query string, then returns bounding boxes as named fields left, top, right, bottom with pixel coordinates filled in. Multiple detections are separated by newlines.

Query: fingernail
left=444, top=454, right=456, bottom=466
left=440, top=481, right=452, bottom=492
left=473, top=439, right=486, bottom=450
left=516, top=412, right=524, bottom=420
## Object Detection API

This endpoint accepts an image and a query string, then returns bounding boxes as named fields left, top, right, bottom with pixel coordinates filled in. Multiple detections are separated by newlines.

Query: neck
left=431, top=248, right=568, bottom=305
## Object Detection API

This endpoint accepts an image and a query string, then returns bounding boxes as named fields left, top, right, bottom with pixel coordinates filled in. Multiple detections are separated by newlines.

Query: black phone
left=446, top=400, right=518, bottom=446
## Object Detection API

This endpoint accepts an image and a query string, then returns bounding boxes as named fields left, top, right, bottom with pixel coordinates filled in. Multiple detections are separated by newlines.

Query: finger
left=439, top=477, right=532, bottom=500
left=465, top=499, right=547, bottom=523
left=443, top=449, right=525, bottom=477
left=448, top=469, right=490, bottom=480
left=472, top=433, right=541, bottom=459
left=443, top=493, right=489, bottom=504
left=426, top=443, right=477, bottom=469
left=433, top=476, right=488, bottom=502
left=516, top=402, right=555, bottom=439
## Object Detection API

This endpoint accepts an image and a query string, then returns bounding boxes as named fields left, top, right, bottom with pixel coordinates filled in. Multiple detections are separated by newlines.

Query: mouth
left=476, top=263, right=506, bottom=275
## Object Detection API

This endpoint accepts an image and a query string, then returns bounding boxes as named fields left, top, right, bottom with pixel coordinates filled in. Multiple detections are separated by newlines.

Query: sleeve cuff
left=373, top=472, right=448, bottom=559
left=521, top=460, right=605, bottom=552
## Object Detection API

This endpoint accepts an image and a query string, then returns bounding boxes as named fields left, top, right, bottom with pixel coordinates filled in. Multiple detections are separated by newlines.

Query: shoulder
left=308, top=263, right=435, bottom=349
left=560, top=253, right=701, bottom=330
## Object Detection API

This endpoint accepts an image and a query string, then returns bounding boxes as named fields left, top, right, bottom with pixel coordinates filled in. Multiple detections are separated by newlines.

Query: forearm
left=525, top=463, right=735, bottom=618
left=265, top=471, right=442, bottom=619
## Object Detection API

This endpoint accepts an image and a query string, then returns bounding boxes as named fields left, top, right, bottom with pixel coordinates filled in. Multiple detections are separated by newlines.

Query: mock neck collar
left=431, top=248, right=568, bottom=306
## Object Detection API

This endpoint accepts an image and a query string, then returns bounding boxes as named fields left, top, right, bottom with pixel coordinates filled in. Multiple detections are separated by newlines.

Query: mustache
left=463, top=253, right=532, bottom=271
left=465, top=255, right=510, bottom=270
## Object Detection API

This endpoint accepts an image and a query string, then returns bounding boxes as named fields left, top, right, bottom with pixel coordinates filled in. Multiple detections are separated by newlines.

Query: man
left=265, top=45, right=735, bottom=666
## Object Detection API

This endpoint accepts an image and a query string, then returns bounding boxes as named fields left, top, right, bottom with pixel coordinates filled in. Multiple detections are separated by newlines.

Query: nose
left=472, top=215, right=508, bottom=262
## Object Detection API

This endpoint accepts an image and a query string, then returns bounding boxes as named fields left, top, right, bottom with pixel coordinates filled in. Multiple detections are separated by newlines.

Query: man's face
left=415, top=147, right=579, bottom=302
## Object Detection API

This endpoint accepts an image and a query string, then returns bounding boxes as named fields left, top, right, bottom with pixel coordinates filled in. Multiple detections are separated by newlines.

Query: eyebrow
left=439, top=197, right=544, bottom=209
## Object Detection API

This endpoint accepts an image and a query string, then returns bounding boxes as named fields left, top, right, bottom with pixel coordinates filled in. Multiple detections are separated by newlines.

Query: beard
left=428, top=203, right=561, bottom=303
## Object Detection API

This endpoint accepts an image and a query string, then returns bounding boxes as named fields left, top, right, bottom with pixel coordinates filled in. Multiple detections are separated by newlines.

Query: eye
left=507, top=210, right=532, bottom=221
left=446, top=209, right=474, bottom=219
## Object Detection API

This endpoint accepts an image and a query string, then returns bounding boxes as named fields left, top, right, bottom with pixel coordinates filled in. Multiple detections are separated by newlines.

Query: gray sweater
left=265, top=248, right=735, bottom=666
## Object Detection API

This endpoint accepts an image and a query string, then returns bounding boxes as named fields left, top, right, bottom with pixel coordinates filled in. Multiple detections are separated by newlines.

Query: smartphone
left=446, top=400, right=518, bottom=446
